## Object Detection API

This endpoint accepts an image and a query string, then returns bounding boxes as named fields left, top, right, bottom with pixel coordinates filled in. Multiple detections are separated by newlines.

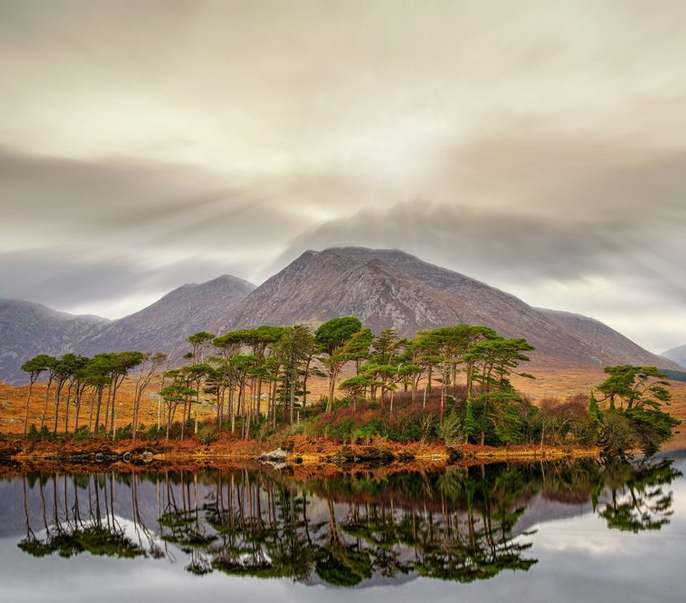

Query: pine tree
left=589, top=390, right=602, bottom=425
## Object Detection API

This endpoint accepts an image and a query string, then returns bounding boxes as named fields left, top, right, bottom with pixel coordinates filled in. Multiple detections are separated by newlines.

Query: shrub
left=73, top=425, right=90, bottom=441
left=26, top=424, right=40, bottom=441
left=198, top=423, right=219, bottom=445
left=387, top=418, right=423, bottom=442
left=598, top=410, right=634, bottom=456
left=145, top=424, right=165, bottom=440
left=419, top=413, right=436, bottom=442
left=115, top=423, right=133, bottom=440
left=327, top=419, right=355, bottom=443
left=437, top=412, right=465, bottom=446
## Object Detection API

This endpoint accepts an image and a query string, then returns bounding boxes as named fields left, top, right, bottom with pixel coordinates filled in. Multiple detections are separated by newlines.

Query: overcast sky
left=1, top=0, right=685, bottom=353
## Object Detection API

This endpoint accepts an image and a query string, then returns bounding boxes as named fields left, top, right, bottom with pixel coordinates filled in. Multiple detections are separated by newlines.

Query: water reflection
left=9, top=458, right=681, bottom=587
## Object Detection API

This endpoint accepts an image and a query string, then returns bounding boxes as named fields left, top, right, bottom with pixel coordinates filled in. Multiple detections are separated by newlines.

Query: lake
left=1, top=454, right=684, bottom=603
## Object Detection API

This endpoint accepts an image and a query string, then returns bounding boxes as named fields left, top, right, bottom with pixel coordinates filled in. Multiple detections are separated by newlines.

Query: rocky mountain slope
left=663, top=344, right=686, bottom=368
left=0, top=298, right=109, bottom=383
left=537, top=308, right=669, bottom=368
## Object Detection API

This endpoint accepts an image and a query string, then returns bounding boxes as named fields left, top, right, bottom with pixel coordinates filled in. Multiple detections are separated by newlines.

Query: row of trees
left=18, top=317, right=679, bottom=454
left=20, top=318, right=537, bottom=444
left=20, top=351, right=163, bottom=440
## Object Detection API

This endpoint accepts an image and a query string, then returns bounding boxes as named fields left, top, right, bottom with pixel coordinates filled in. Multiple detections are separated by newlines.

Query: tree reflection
left=15, top=456, right=681, bottom=587
left=19, top=472, right=163, bottom=561
left=597, top=459, right=680, bottom=532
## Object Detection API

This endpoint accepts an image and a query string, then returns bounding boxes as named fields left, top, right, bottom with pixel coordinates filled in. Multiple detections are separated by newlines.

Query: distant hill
left=78, top=275, right=255, bottom=357
left=0, top=247, right=678, bottom=383
left=663, top=344, right=686, bottom=369
left=0, top=298, right=109, bottom=383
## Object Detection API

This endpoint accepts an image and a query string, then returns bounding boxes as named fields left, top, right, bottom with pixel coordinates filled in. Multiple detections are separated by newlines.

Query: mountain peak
left=174, top=274, right=255, bottom=292
left=321, top=246, right=418, bottom=258
left=0, top=299, right=110, bottom=383
left=77, top=273, right=256, bottom=357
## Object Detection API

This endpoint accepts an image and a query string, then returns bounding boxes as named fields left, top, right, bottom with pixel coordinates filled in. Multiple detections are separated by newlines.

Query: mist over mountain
left=663, top=344, right=686, bottom=369
left=0, top=247, right=677, bottom=383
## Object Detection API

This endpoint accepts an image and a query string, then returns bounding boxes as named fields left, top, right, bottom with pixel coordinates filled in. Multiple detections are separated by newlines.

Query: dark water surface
left=1, top=454, right=685, bottom=603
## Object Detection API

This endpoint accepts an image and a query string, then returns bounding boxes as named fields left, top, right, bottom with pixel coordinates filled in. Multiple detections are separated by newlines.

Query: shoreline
left=0, top=437, right=602, bottom=472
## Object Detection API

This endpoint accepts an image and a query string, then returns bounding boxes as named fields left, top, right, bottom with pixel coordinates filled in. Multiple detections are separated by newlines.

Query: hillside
left=663, top=344, right=686, bottom=368
left=537, top=309, right=668, bottom=368
left=0, top=298, right=109, bottom=383
left=79, top=275, right=255, bottom=357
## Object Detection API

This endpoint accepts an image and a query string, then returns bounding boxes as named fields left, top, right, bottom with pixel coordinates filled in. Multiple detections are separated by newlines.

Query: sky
left=0, top=0, right=685, bottom=354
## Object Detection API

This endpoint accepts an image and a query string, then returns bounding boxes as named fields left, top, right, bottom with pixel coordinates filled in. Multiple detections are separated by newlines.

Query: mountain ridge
left=0, top=298, right=110, bottom=383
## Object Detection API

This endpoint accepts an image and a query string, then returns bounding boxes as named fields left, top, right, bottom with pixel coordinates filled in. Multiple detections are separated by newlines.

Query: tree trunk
left=180, top=401, right=186, bottom=441
left=230, top=385, right=236, bottom=434
left=23, top=380, right=35, bottom=438
left=64, top=382, right=73, bottom=434
left=94, top=388, right=103, bottom=435
left=103, top=383, right=112, bottom=435
left=194, top=386, right=200, bottom=437
left=289, top=368, right=296, bottom=425
left=302, top=357, right=312, bottom=408
left=326, top=366, right=338, bottom=413
left=40, top=377, right=53, bottom=435
left=73, top=385, right=84, bottom=433
left=53, top=383, right=64, bottom=435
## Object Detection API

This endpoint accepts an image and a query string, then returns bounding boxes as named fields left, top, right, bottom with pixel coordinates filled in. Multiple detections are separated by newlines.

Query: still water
left=0, top=454, right=684, bottom=603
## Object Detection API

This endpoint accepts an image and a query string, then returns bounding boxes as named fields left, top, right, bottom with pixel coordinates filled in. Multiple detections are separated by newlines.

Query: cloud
left=276, top=140, right=686, bottom=291
left=0, top=149, right=306, bottom=315
left=0, top=246, right=255, bottom=317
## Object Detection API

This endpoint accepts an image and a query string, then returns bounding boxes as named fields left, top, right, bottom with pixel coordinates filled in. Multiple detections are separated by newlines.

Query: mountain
left=663, top=344, right=686, bottom=368
left=79, top=275, right=255, bottom=357
left=1, top=247, right=678, bottom=383
left=221, top=247, right=677, bottom=369
left=0, top=298, right=109, bottom=383
left=0, top=276, right=254, bottom=383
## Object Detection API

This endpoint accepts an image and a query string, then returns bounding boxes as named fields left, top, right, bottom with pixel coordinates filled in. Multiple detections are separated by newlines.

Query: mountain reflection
left=12, top=458, right=681, bottom=587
